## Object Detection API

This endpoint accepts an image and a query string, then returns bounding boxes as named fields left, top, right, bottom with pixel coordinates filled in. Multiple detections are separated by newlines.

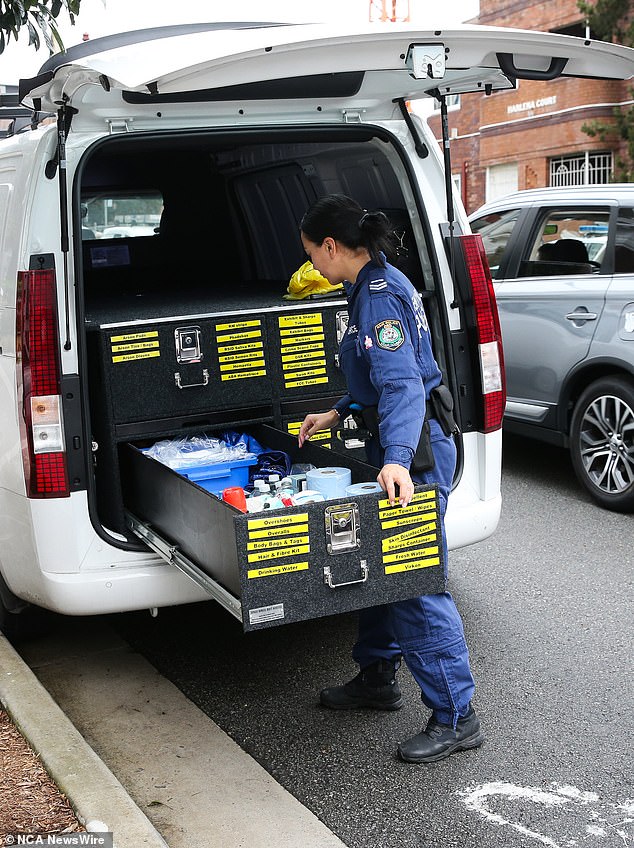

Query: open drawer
left=121, top=425, right=445, bottom=631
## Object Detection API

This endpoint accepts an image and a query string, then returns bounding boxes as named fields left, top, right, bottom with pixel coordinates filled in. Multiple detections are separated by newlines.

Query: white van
left=1, top=23, right=632, bottom=637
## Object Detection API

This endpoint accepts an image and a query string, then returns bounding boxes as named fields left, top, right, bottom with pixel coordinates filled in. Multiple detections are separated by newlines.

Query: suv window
left=81, top=190, right=163, bottom=240
left=517, top=208, right=610, bottom=278
left=615, top=207, right=634, bottom=273
left=470, top=208, right=521, bottom=279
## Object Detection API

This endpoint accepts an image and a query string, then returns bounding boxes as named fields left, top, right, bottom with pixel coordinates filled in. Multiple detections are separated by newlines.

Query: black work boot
left=397, top=705, right=484, bottom=763
left=320, top=660, right=403, bottom=711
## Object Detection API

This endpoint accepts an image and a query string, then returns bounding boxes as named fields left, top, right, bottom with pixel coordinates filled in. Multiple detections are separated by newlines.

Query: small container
left=222, top=486, right=247, bottom=512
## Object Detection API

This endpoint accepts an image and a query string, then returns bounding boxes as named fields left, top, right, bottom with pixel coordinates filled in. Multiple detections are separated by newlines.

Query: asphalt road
left=114, top=433, right=634, bottom=848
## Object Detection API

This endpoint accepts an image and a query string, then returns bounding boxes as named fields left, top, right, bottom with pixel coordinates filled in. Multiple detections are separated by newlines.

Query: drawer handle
left=174, top=369, right=210, bottom=389
left=323, top=560, right=368, bottom=589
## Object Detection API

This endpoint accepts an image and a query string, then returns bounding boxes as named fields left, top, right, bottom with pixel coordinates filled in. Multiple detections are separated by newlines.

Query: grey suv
left=470, top=186, right=634, bottom=512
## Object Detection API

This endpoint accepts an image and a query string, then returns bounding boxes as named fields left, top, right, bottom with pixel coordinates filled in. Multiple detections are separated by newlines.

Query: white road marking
left=458, top=782, right=634, bottom=847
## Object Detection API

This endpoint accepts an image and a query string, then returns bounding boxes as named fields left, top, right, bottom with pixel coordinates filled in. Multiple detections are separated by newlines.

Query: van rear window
left=81, top=190, right=162, bottom=241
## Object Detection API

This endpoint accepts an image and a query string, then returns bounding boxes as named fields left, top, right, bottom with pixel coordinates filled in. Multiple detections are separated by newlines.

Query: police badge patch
left=374, top=319, right=405, bottom=350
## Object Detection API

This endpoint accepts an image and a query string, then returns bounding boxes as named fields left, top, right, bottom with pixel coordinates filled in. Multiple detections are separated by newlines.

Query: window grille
left=549, top=151, right=614, bottom=186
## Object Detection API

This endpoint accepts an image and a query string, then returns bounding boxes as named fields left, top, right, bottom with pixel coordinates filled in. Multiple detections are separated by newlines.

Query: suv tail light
left=458, top=234, right=506, bottom=433
left=16, top=269, right=70, bottom=498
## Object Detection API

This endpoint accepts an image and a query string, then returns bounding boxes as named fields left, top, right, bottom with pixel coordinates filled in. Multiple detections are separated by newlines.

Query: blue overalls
left=332, top=258, right=475, bottom=727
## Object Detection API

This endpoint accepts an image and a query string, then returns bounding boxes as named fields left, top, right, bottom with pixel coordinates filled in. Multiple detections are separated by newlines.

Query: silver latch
left=106, top=118, right=134, bottom=134
left=406, top=44, right=446, bottom=79
left=175, top=326, right=202, bottom=363
left=324, top=502, right=361, bottom=554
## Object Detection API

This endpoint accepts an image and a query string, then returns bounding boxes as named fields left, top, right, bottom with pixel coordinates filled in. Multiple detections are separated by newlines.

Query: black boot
left=397, top=706, right=485, bottom=763
left=320, top=659, right=403, bottom=711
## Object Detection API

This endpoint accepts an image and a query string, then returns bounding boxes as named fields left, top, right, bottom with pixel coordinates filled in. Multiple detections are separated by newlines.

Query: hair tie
left=358, top=210, right=388, bottom=229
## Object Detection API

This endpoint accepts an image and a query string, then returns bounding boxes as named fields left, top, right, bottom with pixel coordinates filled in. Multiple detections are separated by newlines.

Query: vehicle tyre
left=570, top=376, right=634, bottom=512
left=0, top=577, right=51, bottom=644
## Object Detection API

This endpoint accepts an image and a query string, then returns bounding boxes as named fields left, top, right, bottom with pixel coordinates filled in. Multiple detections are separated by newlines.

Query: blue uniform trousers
left=354, top=422, right=475, bottom=727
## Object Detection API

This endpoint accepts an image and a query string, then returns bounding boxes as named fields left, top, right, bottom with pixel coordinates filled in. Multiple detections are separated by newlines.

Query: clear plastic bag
left=144, top=434, right=256, bottom=469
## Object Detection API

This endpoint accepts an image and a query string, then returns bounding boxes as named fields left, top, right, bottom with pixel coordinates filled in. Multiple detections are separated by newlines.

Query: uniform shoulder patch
left=374, top=319, right=405, bottom=350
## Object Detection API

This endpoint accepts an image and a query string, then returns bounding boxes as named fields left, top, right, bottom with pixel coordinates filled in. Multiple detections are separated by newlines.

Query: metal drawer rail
left=126, top=511, right=243, bottom=621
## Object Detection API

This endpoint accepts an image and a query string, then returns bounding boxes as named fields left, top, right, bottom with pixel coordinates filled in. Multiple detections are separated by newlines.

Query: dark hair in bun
left=300, top=194, right=393, bottom=267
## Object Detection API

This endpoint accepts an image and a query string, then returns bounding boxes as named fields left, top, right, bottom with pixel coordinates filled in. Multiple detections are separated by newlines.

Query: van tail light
left=16, top=269, right=70, bottom=498
left=458, top=234, right=506, bottom=433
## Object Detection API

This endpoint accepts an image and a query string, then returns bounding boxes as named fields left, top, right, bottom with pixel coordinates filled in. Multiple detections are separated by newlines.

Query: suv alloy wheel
left=570, top=376, right=634, bottom=512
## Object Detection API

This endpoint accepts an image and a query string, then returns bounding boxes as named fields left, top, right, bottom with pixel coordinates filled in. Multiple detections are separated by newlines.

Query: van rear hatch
left=20, top=22, right=634, bottom=129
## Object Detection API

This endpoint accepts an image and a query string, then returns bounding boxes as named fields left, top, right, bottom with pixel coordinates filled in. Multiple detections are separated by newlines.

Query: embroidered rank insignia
left=374, top=319, right=404, bottom=350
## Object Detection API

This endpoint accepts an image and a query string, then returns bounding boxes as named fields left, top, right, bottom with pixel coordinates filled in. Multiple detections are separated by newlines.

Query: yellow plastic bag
left=284, top=261, right=343, bottom=300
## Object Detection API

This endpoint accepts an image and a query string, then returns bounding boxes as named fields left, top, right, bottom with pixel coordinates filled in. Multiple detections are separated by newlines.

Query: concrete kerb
left=0, top=631, right=168, bottom=848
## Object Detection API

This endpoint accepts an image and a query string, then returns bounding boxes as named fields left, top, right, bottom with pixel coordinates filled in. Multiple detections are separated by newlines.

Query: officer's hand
left=298, top=410, right=340, bottom=448
left=378, top=463, right=414, bottom=507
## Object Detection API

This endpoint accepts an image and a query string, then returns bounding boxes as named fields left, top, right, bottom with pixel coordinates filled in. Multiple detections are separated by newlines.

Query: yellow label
left=283, top=359, right=326, bottom=374
left=279, top=342, right=325, bottom=355
left=383, top=546, right=439, bottom=564
left=247, top=544, right=310, bottom=563
left=278, top=313, right=322, bottom=328
left=216, top=330, right=262, bottom=343
left=380, top=512, right=438, bottom=530
left=377, top=489, right=436, bottom=510
left=248, top=513, right=309, bottom=530
left=219, top=359, right=266, bottom=372
left=247, top=561, right=309, bottom=579
left=385, top=557, right=440, bottom=575
left=219, top=351, right=264, bottom=363
left=110, top=331, right=158, bottom=342
left=378, top=501, right=437, bottom=522
left=281, top=350, right=325, bottom=363
left=285, top=376, right=329, bottom=388
left=280, top=327, right=325, bottom=338
left=216, top=320, right=261, bottom=331
left=382, top=531, right=437, bottom=553
left=247, top=535, right=309, bottom=552
left=248, top=523, right=309, bottom=540
left=112, top=350, right=161, bottom=363
left=111, top=340, right=160, bottom=353
left=381, top=521, right=437, bottom=548
left=306, top=431, right=331, bottom=442
left=220, top=369, right=267, bottom=381
left=217, top=341, right=264, bottom=354
left=284, top=366, right=327, bottom=381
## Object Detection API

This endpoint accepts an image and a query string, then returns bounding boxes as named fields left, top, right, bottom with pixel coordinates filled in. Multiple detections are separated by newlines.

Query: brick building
left=426, top=0, right=633, bottom=214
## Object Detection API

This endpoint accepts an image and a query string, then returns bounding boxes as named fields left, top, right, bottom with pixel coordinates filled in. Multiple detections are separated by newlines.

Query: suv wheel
left=570, top=377, right=634, bottom=512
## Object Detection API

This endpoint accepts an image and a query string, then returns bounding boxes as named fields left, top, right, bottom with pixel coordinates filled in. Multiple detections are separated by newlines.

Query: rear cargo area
left=77, top=126, right=445, bottom=543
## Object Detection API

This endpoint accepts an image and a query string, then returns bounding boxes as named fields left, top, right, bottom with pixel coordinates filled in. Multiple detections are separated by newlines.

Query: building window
left=549, top=152, right=614, bottom=187
left=485, top=163, right=518, bottom=203
left=433, top=93, right=461, bottom=111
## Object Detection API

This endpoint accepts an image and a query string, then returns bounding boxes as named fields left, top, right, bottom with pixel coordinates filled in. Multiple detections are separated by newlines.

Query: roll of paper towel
left=305, top=466, right=352, bottom=500
left=345, top=482, right=383, bottom=496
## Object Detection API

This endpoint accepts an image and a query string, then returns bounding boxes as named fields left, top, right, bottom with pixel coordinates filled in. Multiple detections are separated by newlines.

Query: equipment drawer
left=121, top=425, right=444, bottom=631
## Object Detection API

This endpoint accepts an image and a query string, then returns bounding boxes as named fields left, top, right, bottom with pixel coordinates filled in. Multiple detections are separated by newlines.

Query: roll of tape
left=293, top=489, right=326, bottom=504
left=305, top=467, right=352, bottom=500
left=345, top=482, right=383, bottom=496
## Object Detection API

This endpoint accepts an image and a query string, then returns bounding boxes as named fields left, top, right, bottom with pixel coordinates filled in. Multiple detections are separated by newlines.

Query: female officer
left=297, top=194, right=484, bottom=764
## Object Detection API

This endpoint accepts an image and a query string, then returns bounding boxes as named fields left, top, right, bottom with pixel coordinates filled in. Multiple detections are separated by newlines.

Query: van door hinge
left=106, top=118, right=134, bottom=134
left=342, top=110, right=365, bottom=123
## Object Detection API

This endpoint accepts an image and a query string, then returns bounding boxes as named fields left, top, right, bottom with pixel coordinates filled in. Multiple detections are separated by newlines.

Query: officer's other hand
left=298, top=410, right=339, bottom=447
left=378, top=463, right=414, bottom=507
